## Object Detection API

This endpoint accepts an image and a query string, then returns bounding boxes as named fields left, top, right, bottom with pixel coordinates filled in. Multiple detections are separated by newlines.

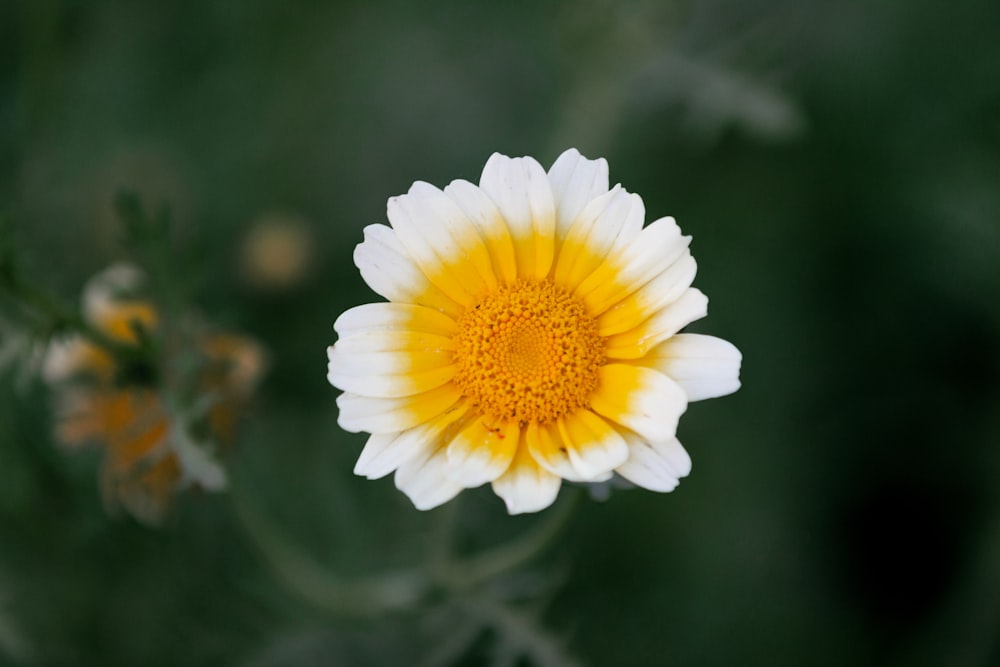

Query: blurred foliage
left=2, top=0, right=999, bottom=665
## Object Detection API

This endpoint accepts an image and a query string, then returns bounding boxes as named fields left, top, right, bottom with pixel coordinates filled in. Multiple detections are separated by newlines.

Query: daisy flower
left=44, top=263, right=265, bottom=524
left=327, top=149, right=741, bottom=514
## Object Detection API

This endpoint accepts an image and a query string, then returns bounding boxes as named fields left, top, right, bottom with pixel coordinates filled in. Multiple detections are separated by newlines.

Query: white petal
left=575, top=216, right=690, bottom=316
left=335, top=384, right=463, bottom=434
left=546, top=148, right=609, bottom=239
left=615, top=433, right=691, bottom=492
left=354, top=404, right=470, bottom=479
left=82, top=262, right=145, bottom=322
left=353, top=224, right=462, bottom=317
left=479, top=153, right=556, bottom=279
left=389, top=183, right=499, bottom=299
left=394, top=446, right=464, bottom=510
left=524, top=421, right=584, bottom=482
left=605, top=288, right=709, bottom=359
left=553, top=410, right=629, bottom=480
left=173, top=428, right=228, bottom=491
left=491, top=444, right=562, bottom=515
left=590, top=364, right=688, bottom=445
left=328, top=359, right=455, bottom=398
left=644, top=333, right=742, bottom=401
left=42, top=338, right=89, bottom=382
left=442, top=179, right=519, bottom=285
left=332, top=330, right=455, bottom=355
left=445, top=418, right=519, bottom=488
left=334, top=303, right=457, bottom=338
left=328, top=333, right=457, bottom=398
left=553, top=186, right=645, bottom=289
left=597, top=250, right=697, bottom=336
left=526, top=417, right=629, bottom=485
left=354, top=433, right=403, bottom=479
left=328, top=346, right=453, bottom=376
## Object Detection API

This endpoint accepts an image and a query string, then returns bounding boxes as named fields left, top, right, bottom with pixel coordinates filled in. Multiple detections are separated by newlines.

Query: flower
left=44, top=263, right=265, bottom=524
left=327, top=150, right=741, bottom=514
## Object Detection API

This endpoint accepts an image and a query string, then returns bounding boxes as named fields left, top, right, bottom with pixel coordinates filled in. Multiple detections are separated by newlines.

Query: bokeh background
left=2, top=0, right=999, bottom=665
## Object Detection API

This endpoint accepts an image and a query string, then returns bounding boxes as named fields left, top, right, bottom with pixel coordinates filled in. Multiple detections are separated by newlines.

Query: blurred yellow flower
left=328, top=150, right=741, bottom=514
left=44, top=264, right=265, bottom=524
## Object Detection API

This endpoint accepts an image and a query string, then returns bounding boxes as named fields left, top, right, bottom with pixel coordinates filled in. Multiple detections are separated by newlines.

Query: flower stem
left=230, top=489, right=430, bottom=617
left=458, top=595, right=580, bottom=667
left=446, top=489, right=580, bottom=591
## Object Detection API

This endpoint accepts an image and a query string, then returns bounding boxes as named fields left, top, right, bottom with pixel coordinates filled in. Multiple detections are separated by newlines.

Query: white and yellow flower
left=327, top=149, right=741, bottom=514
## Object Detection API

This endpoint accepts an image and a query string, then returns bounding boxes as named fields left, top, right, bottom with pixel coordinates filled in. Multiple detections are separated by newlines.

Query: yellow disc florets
left=452, top=280, right=606, bottom=425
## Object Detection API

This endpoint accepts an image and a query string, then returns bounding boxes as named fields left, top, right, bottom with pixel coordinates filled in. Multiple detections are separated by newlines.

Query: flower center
left=452, top=280, right=605, bottom=425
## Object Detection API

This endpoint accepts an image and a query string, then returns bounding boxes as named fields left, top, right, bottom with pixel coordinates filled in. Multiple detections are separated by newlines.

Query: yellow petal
left=525, top=420, right=580, bottom=482
left=354, top=224, right=464, bottom=318
left=553, top=186, right=644, bottom=290
left=575, top=216, right=689, bottom=316
left=445, top=417, right=520, bottom=487
left=589, top=364, right=688, bottom=445
left=479, top=153, right=556, bottom=280
left=604, top=288, right=707, bottom=359
left=597, top=250, right=696, bottom=336
left=554, top=409, right=629, bottom=480
left=443, top=179, right=519, bottom=285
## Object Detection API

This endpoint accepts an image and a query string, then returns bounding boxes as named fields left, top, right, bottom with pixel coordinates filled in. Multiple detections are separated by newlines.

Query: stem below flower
left=444, top=489, right=581, bottom=591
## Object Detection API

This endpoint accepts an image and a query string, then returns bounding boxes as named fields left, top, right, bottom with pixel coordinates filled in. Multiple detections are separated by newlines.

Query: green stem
left=231, top=490, right=430, bottom=617
left=459, top=595, right=580, bottom=667
left=1, top=267, right=144, bottom=360
left=425, top=495, right=461, bottom=585
left=446, top=489, right=580, bottom=591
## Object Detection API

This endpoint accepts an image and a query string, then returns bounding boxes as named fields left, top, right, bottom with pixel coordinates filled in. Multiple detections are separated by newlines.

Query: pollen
left=452, top=279, right=606, bottom=425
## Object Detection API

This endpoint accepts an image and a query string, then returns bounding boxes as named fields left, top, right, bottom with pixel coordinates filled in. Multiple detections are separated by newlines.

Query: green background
left=2, top=0, right=999, bottom=665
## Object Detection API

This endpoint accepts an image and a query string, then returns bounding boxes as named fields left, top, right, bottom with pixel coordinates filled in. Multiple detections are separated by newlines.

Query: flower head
left=327, top=150, right=741, bottom=514
left=44, top=263, right=265, bottom=524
